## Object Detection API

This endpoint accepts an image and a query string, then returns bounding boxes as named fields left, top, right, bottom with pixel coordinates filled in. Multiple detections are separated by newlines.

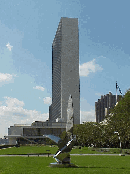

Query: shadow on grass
left=76, top=166, right=127, bottom=170
left=48, top=164, right=128, bottom=170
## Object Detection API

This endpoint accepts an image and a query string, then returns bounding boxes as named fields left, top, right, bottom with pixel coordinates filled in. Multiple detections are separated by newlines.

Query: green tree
left=106, top=89, right=130, bottom=148
left=61, top=90, right=130, bottom=149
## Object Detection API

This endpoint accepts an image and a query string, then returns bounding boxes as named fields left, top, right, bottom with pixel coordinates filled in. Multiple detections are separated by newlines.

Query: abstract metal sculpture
left=44, top=95, right=77, bottom=167
left=45, top=134, right=76, bottom=167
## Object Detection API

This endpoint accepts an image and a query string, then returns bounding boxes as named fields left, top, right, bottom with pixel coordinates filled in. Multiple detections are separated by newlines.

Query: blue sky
left=0, top=0, right=129, bottom=138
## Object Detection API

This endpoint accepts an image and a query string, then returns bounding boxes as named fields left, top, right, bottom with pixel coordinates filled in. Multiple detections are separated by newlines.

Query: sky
left=0, top=0, right=130, bottom=138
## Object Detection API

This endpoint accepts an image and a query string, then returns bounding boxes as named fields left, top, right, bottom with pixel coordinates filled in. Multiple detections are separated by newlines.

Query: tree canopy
left=69, top=89, right=130, bottom=148
left=105, top=89, right=130, bottom=148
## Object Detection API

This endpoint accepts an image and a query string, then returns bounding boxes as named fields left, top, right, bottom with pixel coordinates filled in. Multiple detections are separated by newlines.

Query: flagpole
left=116, top=81, right=117, bottom=105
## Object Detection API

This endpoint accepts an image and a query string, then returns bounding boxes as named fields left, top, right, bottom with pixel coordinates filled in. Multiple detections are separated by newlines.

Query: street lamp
left=114, top=132, right=122, bottom=154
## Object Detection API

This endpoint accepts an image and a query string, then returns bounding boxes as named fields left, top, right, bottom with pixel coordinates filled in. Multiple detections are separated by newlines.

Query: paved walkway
left=0, top=154, right=128, bottom=157
left=71, top=154, right=127, bottom=156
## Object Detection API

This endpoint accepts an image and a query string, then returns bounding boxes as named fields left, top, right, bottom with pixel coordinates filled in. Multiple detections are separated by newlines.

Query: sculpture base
left=49, top=162, right=78, bottom=168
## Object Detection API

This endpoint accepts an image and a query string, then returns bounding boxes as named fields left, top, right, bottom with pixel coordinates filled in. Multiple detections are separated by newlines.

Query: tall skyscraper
left=50, top=17, right=80, bottom=124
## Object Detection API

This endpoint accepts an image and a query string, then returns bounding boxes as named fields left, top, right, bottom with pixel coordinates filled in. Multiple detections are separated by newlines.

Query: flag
left=119, top=88, right=122, bottom=94
left=116, top=81, right=122, bottom=94
left=116, top=82, right=118, bottom=89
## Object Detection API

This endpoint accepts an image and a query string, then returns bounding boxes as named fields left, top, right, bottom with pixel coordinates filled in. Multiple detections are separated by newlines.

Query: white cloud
left=95, top=93, right=102, bottom=96
left=0, top=97, right=49, bottom=137
left=33, top=86, right=45, bottom=91
left=0, top=97, right=48, bottom=120
left=80, top=110, right=95, bottom=123
left=97, top=55, right=106, bottom=59
left=4, top=96, right=24, bottom=108
left=0, top=73, right=15, bottom=82
left=80, top=98, right=95, bottom=123
left=43, top=97, right=52, bottom=104
left=0, top=73, right=17, bottom=87
left=79, top=59, right=103, bottom=77
left=6, top=42, right=13, bottom=51
left=81, top=98, right=95, bottom=111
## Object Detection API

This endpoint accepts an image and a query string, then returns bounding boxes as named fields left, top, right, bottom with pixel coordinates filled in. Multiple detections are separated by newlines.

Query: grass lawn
left=0, top=145, right=58, bottom=155
left=0, top=156, right=129, bottom=174
left=0, top=145, right=129, bottom=155
left=0, top=146, right=129, bottom=155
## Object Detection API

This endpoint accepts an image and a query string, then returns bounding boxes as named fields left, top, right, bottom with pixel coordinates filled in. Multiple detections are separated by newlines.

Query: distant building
left=51, top=17, right=80, bottom=124
left=95, top=92, right=122, bottom=123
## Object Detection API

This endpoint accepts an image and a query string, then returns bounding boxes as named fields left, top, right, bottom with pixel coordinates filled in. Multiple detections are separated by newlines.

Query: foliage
left=59, top=131, right=68, bottom=140
left=73, top=90, right=130, bottom=148
left=45, top=138, right=57, bottom=145
left=106, top=89, right=130, bottom=148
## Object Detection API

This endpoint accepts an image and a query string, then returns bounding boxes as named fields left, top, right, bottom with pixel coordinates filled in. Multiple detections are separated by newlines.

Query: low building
left=0, top=138, right=9, bottom=145
left=5, top=121, right=66, bottom=145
